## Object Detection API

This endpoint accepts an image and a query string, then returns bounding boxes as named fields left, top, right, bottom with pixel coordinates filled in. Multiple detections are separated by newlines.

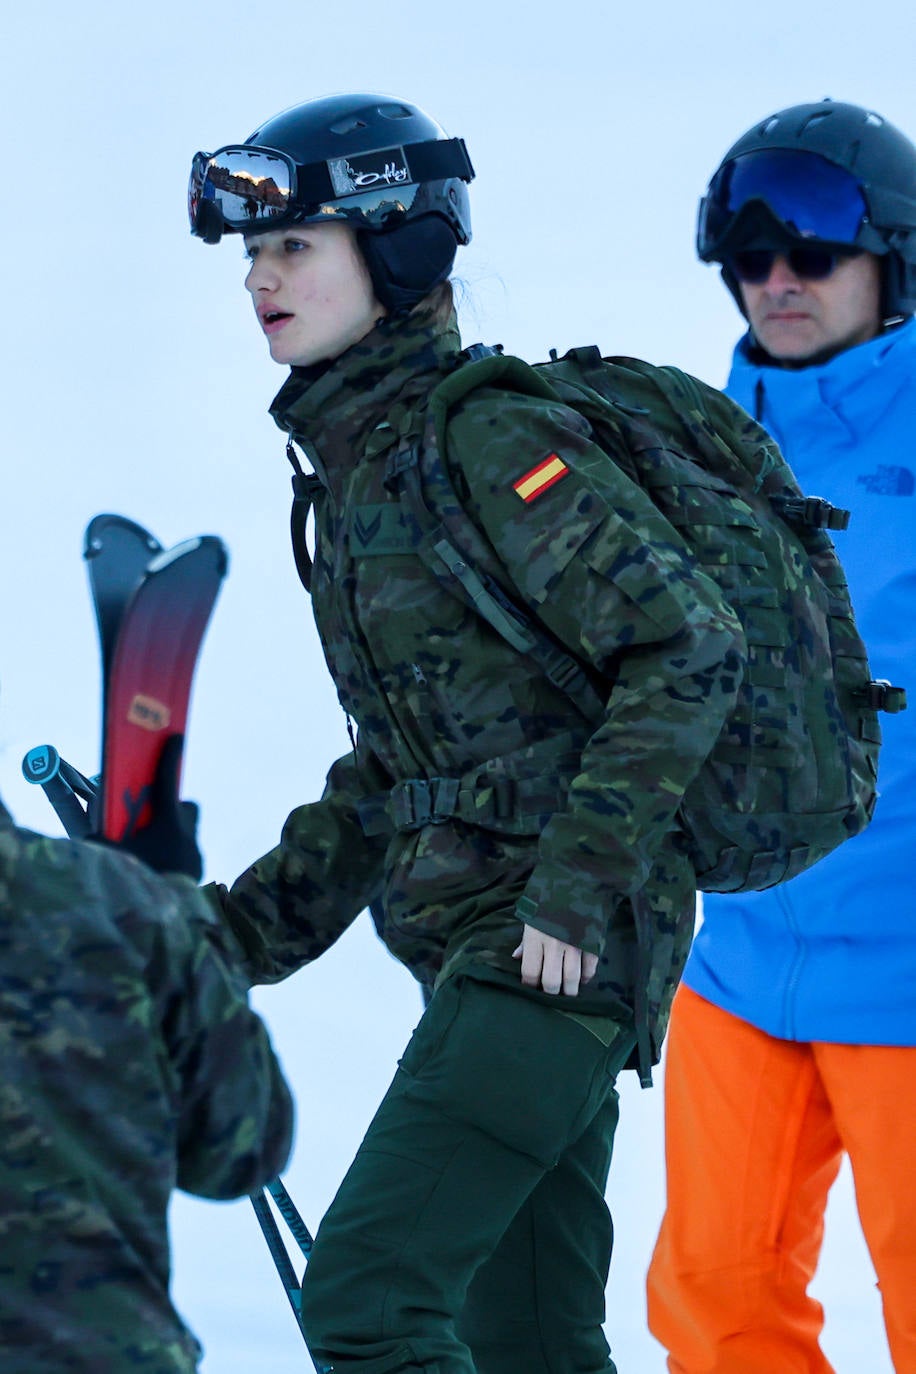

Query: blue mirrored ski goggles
left=189, top=138, right=473, bottom=242
left=698, top=149, right=870, bottom=259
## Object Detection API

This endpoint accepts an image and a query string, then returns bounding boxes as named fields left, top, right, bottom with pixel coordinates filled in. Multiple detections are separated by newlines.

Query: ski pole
left=22, top=745, right=96, bottom=838
left=249, top=1184, right=328, bottom=1373
left=249, top=1190, right=304, bottom=1327
left=266, top=1176, right=314, bottom=1258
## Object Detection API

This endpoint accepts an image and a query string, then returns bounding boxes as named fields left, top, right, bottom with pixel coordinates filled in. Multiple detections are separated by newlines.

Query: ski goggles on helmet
left=728, top=245, right=860, bottom=284
left=697, top=149, right=871, bottom=261
left=188, top=138, right=474, bottom=244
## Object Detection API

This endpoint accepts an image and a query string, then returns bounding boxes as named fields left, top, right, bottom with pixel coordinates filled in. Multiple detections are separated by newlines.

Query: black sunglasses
left=728, top=246, right=860, bottom=285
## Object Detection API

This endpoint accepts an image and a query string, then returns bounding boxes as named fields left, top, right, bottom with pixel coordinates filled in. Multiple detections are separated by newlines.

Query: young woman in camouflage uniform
left=189, top=94, right=745, bottom=1374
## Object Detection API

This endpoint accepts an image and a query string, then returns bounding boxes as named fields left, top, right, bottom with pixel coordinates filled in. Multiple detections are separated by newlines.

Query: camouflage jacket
left=0, top=799, right=294, bottom=1373
left=219, top=309, right=745, bottom=1049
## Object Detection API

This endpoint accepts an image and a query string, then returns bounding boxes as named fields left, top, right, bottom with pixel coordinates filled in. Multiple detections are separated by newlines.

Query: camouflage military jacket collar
left=268, top=308, right=463, bottom=492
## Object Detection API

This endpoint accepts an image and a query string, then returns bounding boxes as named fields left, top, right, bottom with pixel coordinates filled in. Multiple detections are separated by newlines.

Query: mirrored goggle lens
left=702, top=149, right=868, bottom=252
left=191, top=148, right=294, bottom=232
left=730, top=246, right=852, bottom=284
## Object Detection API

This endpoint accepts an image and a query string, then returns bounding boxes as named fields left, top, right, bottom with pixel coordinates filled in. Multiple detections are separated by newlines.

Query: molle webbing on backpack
left=387, top=344, right=900, bottom=895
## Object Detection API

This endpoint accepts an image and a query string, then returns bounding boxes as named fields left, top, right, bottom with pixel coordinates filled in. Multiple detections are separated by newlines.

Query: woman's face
left=244, top=221, right=386, bottom=367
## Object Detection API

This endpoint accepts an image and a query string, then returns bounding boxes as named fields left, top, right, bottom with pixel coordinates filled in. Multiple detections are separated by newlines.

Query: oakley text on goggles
left=698, top=149, right=871, bottom=260
left=189, top=138, right=474, bottom=242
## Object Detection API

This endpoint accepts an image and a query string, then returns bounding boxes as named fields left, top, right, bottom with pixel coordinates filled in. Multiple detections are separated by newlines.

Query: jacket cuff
left=514, top=886, right=610, bottom=956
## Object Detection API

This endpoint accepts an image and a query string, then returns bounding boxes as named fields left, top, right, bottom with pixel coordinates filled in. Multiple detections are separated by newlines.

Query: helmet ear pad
left=358, top=217, right=459, bottom=315
left=882, top=247, right=916, bottom=318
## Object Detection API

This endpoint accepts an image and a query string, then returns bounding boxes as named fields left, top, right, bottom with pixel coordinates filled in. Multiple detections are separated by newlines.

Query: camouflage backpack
left=377, top=344, right=906, bottom=894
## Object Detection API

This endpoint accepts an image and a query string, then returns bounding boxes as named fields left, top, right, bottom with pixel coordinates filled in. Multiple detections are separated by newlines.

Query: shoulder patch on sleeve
left=512, top=453, right=569, bottom=503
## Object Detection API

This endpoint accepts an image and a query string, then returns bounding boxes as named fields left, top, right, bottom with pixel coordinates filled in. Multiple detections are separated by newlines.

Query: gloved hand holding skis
left=105, top=733, right=203, bottom=881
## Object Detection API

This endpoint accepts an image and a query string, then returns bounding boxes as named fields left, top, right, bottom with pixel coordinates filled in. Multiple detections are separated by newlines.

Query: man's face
left=737, top=251, right=882, bottom=365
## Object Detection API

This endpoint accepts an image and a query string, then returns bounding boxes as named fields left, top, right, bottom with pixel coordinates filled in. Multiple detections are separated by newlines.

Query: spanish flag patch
left=512, top=453, right=569, bottom=503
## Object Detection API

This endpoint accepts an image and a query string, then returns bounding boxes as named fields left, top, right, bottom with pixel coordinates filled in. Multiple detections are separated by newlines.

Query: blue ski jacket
left=683, top=318, right=916, bottom=1045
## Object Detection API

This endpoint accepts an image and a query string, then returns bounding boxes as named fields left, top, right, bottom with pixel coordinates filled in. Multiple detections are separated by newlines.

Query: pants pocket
left=401, top=976, right=622, bottom=1168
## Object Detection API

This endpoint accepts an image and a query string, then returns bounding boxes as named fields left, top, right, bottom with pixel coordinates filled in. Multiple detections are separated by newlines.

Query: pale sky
left=2, top=1, right=911, bottom=1367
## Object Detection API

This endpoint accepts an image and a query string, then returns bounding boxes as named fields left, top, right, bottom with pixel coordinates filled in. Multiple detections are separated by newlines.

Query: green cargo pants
left=299, top=974, right=636, bottom=1373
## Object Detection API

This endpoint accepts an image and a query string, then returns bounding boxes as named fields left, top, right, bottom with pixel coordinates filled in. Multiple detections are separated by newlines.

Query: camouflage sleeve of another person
left=210, top=748, right=390, bottom=985
left=447, top=391, right=747, bottom=955
left=144, top=872, right=296, bottom=1199
left=4, top=826, right=295, bottom=1201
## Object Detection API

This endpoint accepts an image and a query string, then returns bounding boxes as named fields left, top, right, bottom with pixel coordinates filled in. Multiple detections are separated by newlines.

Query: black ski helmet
left=696, top=99, right=916, bottom=319
left=189, top=93, right=474, bottom=315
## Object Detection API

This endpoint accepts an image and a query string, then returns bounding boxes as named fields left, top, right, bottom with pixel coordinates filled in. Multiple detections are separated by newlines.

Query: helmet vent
left=378, top=103, right=414, bottom=121
left=865, top=112, right=885, bottom=128
left=329, top=116, right=369, bottom=135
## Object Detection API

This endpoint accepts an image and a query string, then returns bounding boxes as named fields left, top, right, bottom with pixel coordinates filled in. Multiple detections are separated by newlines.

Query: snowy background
left=2, top=1, right=911, bottom=1368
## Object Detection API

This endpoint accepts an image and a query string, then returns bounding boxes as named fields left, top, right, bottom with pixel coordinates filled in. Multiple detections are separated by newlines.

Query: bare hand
left=512, top=923, right=598, bottom=996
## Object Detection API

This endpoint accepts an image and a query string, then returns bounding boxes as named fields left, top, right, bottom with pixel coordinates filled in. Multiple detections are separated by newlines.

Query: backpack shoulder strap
left=286, top=439, right=323, bottom=593
left=385, top=353, right=607, bottom=724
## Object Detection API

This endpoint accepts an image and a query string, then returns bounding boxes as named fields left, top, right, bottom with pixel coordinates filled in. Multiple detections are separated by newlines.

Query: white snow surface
left=2, top=2, right=908, bottom=1368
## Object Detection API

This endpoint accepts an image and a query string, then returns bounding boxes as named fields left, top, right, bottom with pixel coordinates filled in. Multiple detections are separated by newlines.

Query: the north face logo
left=857, top=465, right=914, bottom=495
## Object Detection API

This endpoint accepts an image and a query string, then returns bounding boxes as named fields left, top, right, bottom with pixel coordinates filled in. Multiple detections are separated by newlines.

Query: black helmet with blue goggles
left=697, top=149, right=885, bottom=261
left=696, top=99, right=916, bottom=319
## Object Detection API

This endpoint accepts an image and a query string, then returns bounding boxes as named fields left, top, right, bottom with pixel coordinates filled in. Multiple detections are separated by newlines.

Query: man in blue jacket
left=647, top=99, right=916, bottom=1373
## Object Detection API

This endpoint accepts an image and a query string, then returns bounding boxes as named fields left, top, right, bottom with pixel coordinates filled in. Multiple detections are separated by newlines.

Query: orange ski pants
left=646, top=984, right=916, bottom=1373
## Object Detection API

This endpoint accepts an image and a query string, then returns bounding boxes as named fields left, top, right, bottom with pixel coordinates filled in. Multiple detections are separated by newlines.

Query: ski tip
left=22, top=744, right=61, bottom=784
left=83, top=514, right=162, bottom=560
left=145, top=535, right=229, bottom=579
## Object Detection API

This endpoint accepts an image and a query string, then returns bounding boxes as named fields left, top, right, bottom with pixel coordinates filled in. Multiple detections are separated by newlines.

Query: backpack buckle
left=383, top=443, right=421, bottom=493
left=855, top=679, right=908, bottom=713
left=462, top=342, right=503, bottom=362
left=388, top=776, right=461, bottom=831
left=773, top=494, right=851, bottom=531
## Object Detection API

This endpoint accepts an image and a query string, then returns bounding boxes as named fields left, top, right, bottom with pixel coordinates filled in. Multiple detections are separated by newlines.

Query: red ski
left=98, top=536, right=227, bottom=841
left=23, top=516, right=227, bottom=844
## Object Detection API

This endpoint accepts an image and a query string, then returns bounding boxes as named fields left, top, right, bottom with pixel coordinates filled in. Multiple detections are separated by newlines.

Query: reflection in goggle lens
left=205, top=149, right=293, bottom=226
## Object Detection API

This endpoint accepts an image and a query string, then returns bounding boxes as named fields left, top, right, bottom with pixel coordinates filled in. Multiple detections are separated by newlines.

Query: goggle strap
left=262, top=136, right=474, bottom=209
left=294, top=159, right=336, bottom=205
left=401, top=137, right=475, bottom=184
